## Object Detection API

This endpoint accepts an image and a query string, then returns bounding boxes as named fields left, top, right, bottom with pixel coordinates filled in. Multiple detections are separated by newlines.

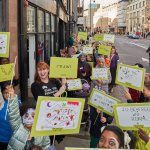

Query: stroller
left=73, top=79, right=91, bottom=131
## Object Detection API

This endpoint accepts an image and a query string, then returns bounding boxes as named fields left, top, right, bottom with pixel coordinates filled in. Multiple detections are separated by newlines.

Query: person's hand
left=96, top=108, right=101, bottom=114
left=97, top=79, right=102, bottom=85
left=101, top=117, right=107, bottom=123
left=5, top=85, right=15, bottom=100
left=124, top=91, right=132, bottom=100
left=138, top=128, right=150, bottom=143
left=62, top=78, right=67, bottom=85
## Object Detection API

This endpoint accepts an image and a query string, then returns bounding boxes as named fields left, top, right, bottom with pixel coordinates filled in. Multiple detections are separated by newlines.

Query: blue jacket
left=0, top=100, right=13, bottom=143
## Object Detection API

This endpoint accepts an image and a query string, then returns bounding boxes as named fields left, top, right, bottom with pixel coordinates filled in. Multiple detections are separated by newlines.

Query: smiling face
left=111, top=48, right=116, bottom=54
left=37, top=67, right=49, bottom=81
left=80, top=55, right=86, bottom=62
left=99, top=130, right=120, bottom=149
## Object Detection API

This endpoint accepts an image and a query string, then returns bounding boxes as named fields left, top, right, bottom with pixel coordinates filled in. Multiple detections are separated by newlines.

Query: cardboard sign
left=78, top=32, right=87, bottom=41
left=116, top=63, right=145, bottom=91
left=98, top=45, right=111, bottom=56
left=67, top=79, right=82, bottom=91
left=88, top=88, right=120, bottom=116
left=0, top=63, right=14, bottom=82
left=31, top=96, right=85, bottom=136
left=103, top=34, right=115, bottom=43
left=94, top=34, right=104, bottom=42
left=82, top=47, right=93, bottom=54
left=114, top=103, right=150, bottom=130
left=65, top=148, right=136, bottom=150
left=49, top=57, right=78, bottom=78
left=0, top=32, right=10, bottom=58
left=91, top=68, right=108, bottom=80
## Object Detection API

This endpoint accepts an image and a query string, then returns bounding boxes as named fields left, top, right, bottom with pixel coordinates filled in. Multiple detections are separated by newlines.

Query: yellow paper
left=0, top=63, right=14, bottom=82
left=49, top=57, right=78, bottom=78
left=78, top=32, right=87, bottom=41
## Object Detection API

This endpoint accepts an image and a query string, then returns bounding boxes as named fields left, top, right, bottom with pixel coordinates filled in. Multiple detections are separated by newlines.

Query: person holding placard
left=6, top=85, right=51, bottom=150
left=89, top=108, right=113, bottom=148
left=93, top=56, right=111, bottom=94
left=99, top=125, right=125, bottom=149
left=31, top=61, right=66, bottom=101
left=109, top=46, right=119, bottom=90
left=78, top=53, right=92, bottom=82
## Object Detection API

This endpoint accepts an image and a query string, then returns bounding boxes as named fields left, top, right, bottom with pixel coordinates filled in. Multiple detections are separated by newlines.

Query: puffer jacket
left=7, top=95, right=50, bottom=150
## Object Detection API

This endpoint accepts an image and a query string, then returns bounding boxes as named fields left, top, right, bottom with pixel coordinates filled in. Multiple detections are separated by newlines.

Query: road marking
left=129, top=42, right=148, bottom=49
left=142, top=57, right=149, bottom=63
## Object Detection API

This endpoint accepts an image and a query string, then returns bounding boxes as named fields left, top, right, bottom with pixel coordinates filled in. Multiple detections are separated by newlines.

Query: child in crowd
left=6, top=85, right=50, bottom=150
left=0, top=82, right=13, bottom=150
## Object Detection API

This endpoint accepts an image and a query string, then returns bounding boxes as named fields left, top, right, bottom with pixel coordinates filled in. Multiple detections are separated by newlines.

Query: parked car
left=127, top=33, right=140, bottom=39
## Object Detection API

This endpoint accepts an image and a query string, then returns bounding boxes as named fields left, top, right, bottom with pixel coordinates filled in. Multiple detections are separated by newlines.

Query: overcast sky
left=84, top=0, right=118, bottom=9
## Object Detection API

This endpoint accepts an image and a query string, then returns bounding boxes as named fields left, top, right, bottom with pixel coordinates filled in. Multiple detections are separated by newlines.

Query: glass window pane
left=51, top=14, right=55, bottom=32
left=37, top=34, right=44, bottom=62
left=38, top=10, right=44, bottom=32
left=45, top=34, right=50, bottom=60
left=45, top=13, right=50, bottom=32
left=27, top=6, right=36, bottom=32
left=51, top=34, right=55, bottom=56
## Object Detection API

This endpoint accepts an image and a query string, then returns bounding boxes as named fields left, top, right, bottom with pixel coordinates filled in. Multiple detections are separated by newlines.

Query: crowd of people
left=0, top=34, right=150, bottom=150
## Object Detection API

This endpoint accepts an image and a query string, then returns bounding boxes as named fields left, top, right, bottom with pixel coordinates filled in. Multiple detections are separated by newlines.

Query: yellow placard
left=98, top=45, right=111, bottom=56
left=0, top=63, right=14, bottom=82
left=31, top=96, right=85, bottom=136
left=49, top=57, right=78, bottom=78
left=94, top=34, right=104, bottom=42
left=0, top=32, right=10, bottom=58
left=78, top=32, right=87, bottom=41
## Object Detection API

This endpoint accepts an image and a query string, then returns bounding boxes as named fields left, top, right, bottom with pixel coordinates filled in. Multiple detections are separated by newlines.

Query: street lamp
left=90, top=0, right=95, bottom=35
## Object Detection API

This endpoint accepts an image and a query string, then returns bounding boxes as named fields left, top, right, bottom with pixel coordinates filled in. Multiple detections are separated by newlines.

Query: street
left=115, top=36, right=150, bottom=72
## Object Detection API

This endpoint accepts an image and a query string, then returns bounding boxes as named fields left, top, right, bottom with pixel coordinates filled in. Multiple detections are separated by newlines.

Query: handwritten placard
left=94, top=34, right=104, bottom=42
left=0, top=32, right=10, bottom=58
left=78, top=32, right=87, bottom=41
left=31, top=96, right=85, bottom=136
left=98, top=45, right=111, bottom=56
left=88, top=88, right=120, bottom=116
left=49, top=57, right=78, bottom=78
left=91, top=68, right=108, bottom=80
left=67, top=79, right=82, bottom=91
left=82, top=47, right=93, bottom=54
left=116, top=63, right=145, bottom=91
left=65, top=148, right=136, bottom=150
left=0, top=63, right=14, bottom=82
left=114, top=103, right=150, bottom=130
left=103, top=34, right=115, bottom=43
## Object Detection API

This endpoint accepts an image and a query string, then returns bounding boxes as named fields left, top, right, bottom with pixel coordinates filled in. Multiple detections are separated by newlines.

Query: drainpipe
left=18, top=0, right=28, bottom=101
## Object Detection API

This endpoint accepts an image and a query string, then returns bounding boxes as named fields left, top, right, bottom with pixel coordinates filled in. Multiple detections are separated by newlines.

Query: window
left=45, top=13, right=50, bottom=32
left=139, top=2, right=141, bottom=8
left=136, top=4, right=138, bottom=9
left=0, top=0, right=6, bottom=31
left=143, top=1, right=145, bottom=6
left=51, top=14, right=55, bottom=32
left=37, top=34, right=44, bottom=62
left=37, top=10, right=44, bottom=32
left=27, top=6, right=36, bottom=32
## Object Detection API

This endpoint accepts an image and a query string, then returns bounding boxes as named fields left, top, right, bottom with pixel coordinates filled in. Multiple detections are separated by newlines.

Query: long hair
left=34, top=61, right=49, bottom=83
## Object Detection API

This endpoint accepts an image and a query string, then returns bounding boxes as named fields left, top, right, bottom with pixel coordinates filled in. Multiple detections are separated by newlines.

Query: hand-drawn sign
left=88, top=88, right=120, bottom=116
left=103, top=34, right=115, bottom=43
left=31, top=96, right=85, bottom=136
left=114, top=103, right=150, bottom=130
left=0, top=63, right=14, bottom=82
left=78, top=32, right=88, bottom=41
left=49, top=57, right=78, bottom=78
left=82, top=47, right=93, bottom=54
left=67, top=79, right=82, bottom=91
left=0, top=32, right=10, bottom=58
left=98, top=45, right=111, bottom=56
left=116, top=63, right=145, bottom=91
left=91, top=68, right=108, bottom=80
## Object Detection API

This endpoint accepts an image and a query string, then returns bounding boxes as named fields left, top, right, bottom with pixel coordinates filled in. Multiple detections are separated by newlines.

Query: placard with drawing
left=91, top=68, right=108, bottom=80
left=31, top=96, right=85, bottom=136
left=88, top=88, right=120, bottom=116
left=67, top=79, right=82, bottom=91
left=0, top=32, right=10, bottom=58
left=114, top=103, right=150, bottom=130
left=82, top=46, right=93, bottom=54
left=116, top=63, right=145, bottom=91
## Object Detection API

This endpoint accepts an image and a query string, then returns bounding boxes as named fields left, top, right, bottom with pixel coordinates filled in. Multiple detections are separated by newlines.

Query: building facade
left=117, top=0, right=128, bottom=34
left=126, top=0, right=147, bottom=33
left=0, top=0, right=71, bottom=101
left=144, top=0, right=150, bottom=32
left=93, top=2, right=118, bottom=33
